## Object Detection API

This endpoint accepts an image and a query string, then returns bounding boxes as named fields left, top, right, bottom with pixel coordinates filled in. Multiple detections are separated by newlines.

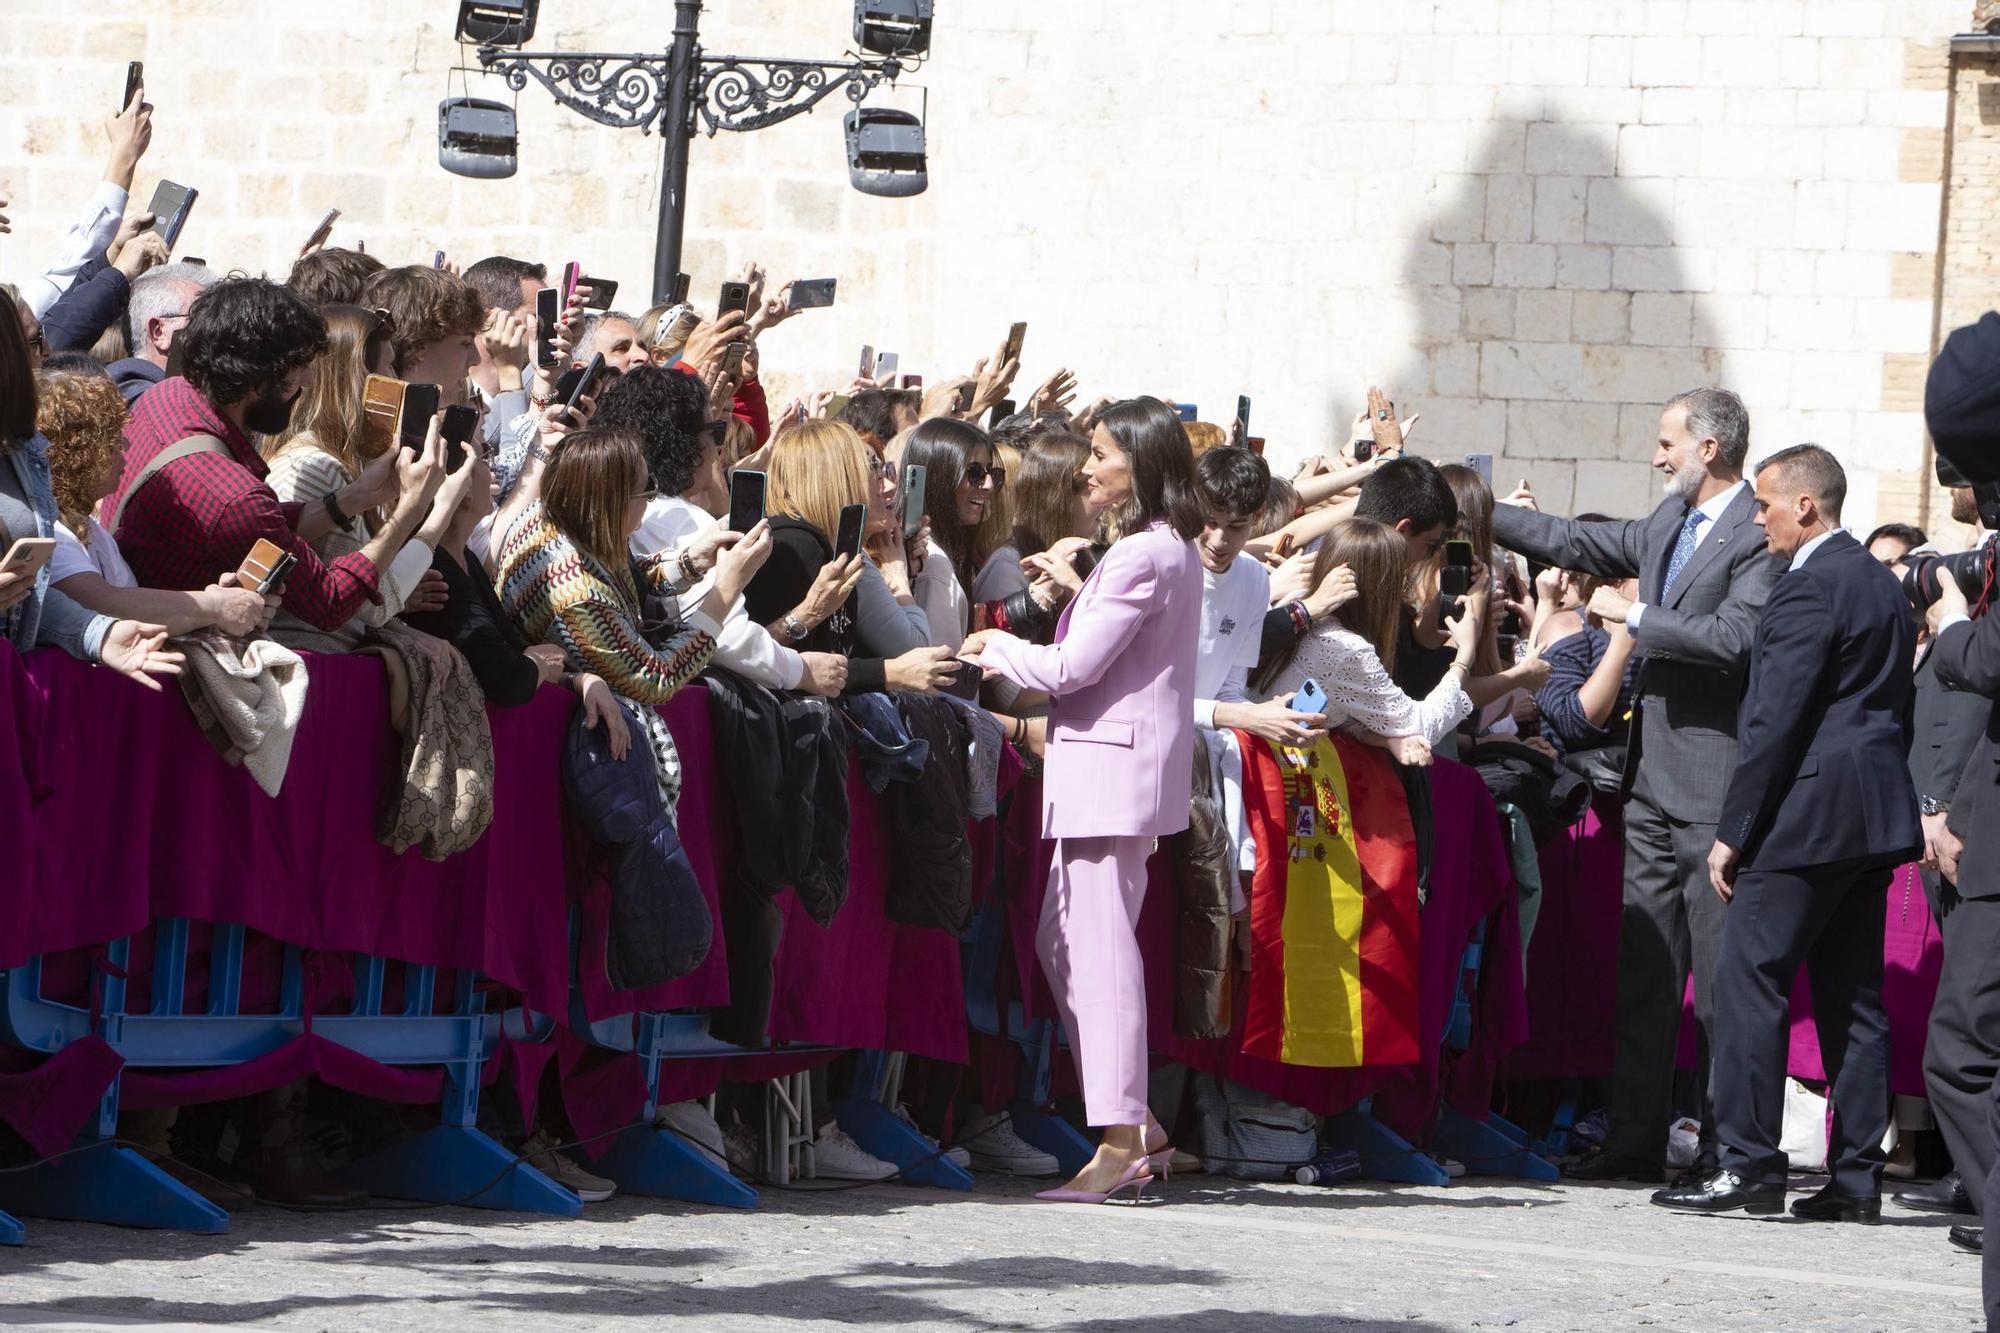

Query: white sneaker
left=811, top=1123, right=897, bottom=1181
left=657, top=1100, right=728, bottom=1172
left=521, top=1130, right=618, bottom=1202
left=894, top=1105, right=972, bottom=1169
left=959, top=1111, right=1061, bottom=1177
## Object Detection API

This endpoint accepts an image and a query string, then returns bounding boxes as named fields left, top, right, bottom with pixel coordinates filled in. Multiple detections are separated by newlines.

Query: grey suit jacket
left=1492, top=484, right=1781, bottom=823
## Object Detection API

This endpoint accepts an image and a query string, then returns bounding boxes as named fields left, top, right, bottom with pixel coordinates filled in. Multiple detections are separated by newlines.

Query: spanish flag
left=1237, top=731, right=1421, bottom=1068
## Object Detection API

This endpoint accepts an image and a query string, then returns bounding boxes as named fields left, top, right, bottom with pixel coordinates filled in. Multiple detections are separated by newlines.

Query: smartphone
left=834, top=502, right=867, bottom=560
left=874, top=351, right=899, bottom=382
left=580, top=275, right=618, bottom=309
left=721, top=341, right=746, bottom=379
left=670, top=271, right=691, bottom=305
left=433, top=248, right=446, bottom=269
left=858, top=345, right=876, bottom=379
left=728, top=469, right=766, bottom=534
left=534, top=287, right=559, bottom=367
left=1440, top=538, right=1475, bottom=602
left=718, top=280, right=750, bottom=319
left=1291, top=677, right=1330, bottom=720
left=1354, top=438, right=1376, bottom=463
left=123, top=61, right=143, bottom=112
left=1247, top=435, right=1266, bottom=457
left=987, top=398, right=1015, bottom=429
left=952, top=381, right=975, bottom=414
left=1465, top=452, right=1494, bottom=488
left=236, top=538, right=293, bottom=596
left=361, top=374, right=407, bottom=458
left=902, top=463, right=927, bottom=541
left=561, top=261, right=582, bottom=306
left=1174, top=402, right=1198, bottom=423
left=1235, top=394, right=1252, bottom=440
left=786, top=278, right=837, bottom=309
left=1002, top=320, right=1027, bottom=367
left=901, top=373, right=923, bottom=391
left=1274, top=532, right=1296, bottom=559
left=825, top=393, right=852, bottom=420
left=938, top=658, right=981, bottom=703
left=561, top=353, right=605, bottom=413
left=440, top=402, right=480, bottom=473
left=142, top=180, right=197, bottom=251
left=399, top=382, right=441, bottom=450
left=303, top=208, right=339, bottom=255
left=0, top=536, right=56, bottom=582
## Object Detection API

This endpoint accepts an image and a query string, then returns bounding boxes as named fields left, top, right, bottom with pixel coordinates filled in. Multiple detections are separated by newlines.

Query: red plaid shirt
left=108, top=377, right=382, bottom=630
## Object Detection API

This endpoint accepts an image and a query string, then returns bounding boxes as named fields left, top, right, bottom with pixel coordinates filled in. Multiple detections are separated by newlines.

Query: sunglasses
left=963, top=462, right=1006, bottom=488
left=702, top=419, right=730, bottom=443
left=632, top=488, right=659, bottom=504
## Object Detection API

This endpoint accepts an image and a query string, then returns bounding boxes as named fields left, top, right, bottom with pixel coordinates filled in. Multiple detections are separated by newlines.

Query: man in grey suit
left=1493, top=387, right=1781, bottom=1182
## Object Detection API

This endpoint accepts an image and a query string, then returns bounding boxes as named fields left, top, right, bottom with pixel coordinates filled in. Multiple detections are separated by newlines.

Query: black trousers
left=1927, top=893, right=2000, bottom=1218
left=1601, top=767, right=1725, bottom=1167
left=1712, top=857, right=1893, bottom=1196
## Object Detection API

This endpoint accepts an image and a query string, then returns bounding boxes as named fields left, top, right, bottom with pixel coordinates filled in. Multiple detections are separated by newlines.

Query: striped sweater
left=496, top=502, right=720, bottom=705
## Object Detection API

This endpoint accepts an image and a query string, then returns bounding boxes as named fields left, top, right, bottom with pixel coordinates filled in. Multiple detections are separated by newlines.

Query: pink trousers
left=1038, top=835, right=1154, bottom=1127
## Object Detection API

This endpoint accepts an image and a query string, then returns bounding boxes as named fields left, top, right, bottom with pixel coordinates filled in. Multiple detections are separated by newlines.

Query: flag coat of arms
left=1236, top=730, right=1421, bottom=1068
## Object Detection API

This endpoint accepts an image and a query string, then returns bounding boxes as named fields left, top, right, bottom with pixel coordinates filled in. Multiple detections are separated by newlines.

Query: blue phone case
left=1292, top=678, right=1329, bottom=718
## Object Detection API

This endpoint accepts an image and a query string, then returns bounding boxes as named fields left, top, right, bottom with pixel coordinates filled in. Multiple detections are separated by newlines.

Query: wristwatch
left=781, top=614, right=808, bottom=644
left=1921, top=795, right=1950, bottom=817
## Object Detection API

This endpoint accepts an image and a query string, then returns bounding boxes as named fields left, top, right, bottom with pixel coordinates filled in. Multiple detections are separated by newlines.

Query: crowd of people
left=9, top=78, right=2000, bottom=1317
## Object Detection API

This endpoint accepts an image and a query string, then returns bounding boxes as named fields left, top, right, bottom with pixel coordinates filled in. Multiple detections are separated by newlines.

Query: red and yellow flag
left=1237, top=731, right=1421, bottom=1068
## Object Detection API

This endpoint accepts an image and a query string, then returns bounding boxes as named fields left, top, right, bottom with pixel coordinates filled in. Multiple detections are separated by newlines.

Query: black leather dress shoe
left=1950, top=1225, right=1983, bottom=1255
left=1789, top=1183, right=1881, bottom=1224
left=1893, top=1171, right=1973, bottom=1215
left=1564, top=1151, right=1663, bottom=1184
left=1650, top=1168, right=1784, bottom=1216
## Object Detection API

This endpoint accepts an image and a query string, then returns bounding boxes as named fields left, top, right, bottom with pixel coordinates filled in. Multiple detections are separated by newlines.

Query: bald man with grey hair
left=109, top=260, right=217, bottom=406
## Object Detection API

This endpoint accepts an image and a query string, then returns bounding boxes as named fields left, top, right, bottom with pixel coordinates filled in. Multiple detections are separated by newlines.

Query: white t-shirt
left=1192, top=554, right=1269, bottom=727
left=631, top=494, right=714, bottom=558
left=913, top=543, right=970, bottom=653
left=51, top=518, right=136, bottom=589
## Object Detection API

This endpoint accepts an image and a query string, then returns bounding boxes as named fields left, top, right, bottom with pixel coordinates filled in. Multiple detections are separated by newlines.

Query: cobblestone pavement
left=0, top=1174, right=1980, bottom=1331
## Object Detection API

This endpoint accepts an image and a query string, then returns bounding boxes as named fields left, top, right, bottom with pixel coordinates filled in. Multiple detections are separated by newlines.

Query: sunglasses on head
left=963, top=462, right=1005, bottom=488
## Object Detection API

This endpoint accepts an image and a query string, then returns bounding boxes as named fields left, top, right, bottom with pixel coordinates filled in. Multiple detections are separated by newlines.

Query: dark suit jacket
left=1935, top=612, right=2000, bottom=900
left=1492, top=483, right=1781, bottom=823
left=1720, top=531, right=1920, bottom=871
left=42, top=255, right=130, bottom=354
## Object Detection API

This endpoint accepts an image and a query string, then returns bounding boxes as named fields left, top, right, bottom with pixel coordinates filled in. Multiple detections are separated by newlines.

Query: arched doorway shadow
left=1385, top=117, right=1724, bottom=518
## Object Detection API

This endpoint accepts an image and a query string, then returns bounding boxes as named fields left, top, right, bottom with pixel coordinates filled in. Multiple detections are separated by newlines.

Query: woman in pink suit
left=962, top=396, right=1205, bottom=1203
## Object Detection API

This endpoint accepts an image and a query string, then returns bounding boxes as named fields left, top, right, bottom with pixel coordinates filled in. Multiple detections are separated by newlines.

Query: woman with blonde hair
left=37, top=365, right=272, bottom=636
left=1260, top=517, right=1482, bottom=749
left=742, top=417, right=955, bottom=694
left=262, top=304, right=444, bottom=651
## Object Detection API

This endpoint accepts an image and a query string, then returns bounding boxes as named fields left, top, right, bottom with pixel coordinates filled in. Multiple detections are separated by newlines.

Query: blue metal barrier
left=1433, top=920, right=1558, bottom=1183
left=0, top=919, right=579, bottom=1231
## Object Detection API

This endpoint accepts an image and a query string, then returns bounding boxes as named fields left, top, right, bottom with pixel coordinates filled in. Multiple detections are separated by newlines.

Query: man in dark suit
left=1651, top=444, right=1920, bottom=1220
left=1494, top=387, right=1781, bottom=1181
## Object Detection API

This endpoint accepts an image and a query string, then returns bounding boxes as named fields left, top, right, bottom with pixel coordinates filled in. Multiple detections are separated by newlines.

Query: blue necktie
left=1661, top=509, right=1703, bottom=600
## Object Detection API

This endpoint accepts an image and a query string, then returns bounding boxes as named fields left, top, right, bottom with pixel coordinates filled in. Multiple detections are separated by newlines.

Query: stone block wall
left=0, top=0, right=1984, bottom=530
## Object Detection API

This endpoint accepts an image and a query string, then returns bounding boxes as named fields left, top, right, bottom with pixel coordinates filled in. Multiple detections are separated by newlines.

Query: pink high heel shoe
left=1033, top=1156, right=1153, bottom=1204
left=1144, top=1130, right=1175, bottom=1181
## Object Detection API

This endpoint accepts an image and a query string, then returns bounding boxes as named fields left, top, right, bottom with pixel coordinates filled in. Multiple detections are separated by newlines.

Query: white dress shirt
left=22, top=181, right=129, bottom=318
left=1788, top=526, right=1845, bottom=572
left=1628, top=478, right=1747, bottom=633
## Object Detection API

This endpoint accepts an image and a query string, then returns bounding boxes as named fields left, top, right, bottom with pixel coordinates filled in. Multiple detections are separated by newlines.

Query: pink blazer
left=980, top=521, right=1201, bottom=839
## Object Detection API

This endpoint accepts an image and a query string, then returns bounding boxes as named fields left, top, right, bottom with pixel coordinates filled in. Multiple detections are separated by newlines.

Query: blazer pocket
left=1067, top=717, right=1135, bottom=747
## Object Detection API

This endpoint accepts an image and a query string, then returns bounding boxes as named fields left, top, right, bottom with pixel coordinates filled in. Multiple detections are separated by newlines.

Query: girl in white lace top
left=1262, top=517, right=1484, bottom=750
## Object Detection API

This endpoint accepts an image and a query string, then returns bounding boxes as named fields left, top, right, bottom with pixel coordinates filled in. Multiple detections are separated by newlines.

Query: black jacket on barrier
left=560, top=699, right=712, bottom=990
left=703, top=668, right=850, bottom=1047
left=885, top=691, right=974, bottom=933
left=1720, top=531, right=1921, bottom=872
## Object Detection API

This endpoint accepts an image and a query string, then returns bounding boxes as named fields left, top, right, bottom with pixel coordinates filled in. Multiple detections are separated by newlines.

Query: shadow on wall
left=1391, top=117, right=1723, bottom=520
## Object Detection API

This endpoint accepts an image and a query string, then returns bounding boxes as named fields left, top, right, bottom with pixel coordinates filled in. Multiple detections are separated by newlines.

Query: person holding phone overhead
left=957, top=396, right=1205, bottom=1204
